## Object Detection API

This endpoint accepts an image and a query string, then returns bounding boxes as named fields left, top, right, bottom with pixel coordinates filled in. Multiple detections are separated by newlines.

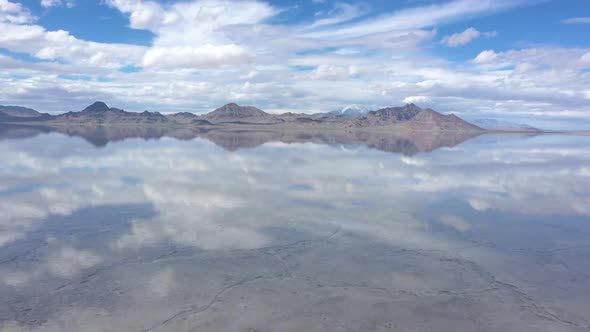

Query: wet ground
left=1, top=130, right=589, bottom=331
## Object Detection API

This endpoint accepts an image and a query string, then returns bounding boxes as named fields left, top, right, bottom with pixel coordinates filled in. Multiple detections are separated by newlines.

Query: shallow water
left=1, top=129, right=589, bottom=331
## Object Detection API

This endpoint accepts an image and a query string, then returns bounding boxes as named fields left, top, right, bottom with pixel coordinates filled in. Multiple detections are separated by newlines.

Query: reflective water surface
left=1, top=127, right=589, bottom=331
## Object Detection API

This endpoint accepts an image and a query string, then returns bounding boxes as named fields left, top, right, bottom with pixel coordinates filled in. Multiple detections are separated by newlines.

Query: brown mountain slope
left=348, top=104, right=482, bottom=131
left=201, top=103, right=271, bottom=122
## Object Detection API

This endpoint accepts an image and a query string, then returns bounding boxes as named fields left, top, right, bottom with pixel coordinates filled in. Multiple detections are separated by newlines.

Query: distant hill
left=349, top=104, right=482, bottom=131
left=0, top=110, right=15, bottom=121
left=165, top=112, right=198, bottom=124
left=0, top=109, right=54, bottom=122
left=57, top=101, right=169, bottom=125
left=471, top=118, right=539, bottom=131
left=201, top=103, right=270, bottom=122
left=165, top=112, right=216, bottom=126
left=0, top=105, right=42, bottom=117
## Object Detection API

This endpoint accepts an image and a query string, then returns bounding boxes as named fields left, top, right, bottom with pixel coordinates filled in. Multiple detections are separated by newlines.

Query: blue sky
left=1, top=0, right=590, bottom=128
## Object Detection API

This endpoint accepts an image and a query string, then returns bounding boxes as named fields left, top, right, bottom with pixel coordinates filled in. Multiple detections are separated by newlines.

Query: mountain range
left=0, top=101, right=505, bottom=132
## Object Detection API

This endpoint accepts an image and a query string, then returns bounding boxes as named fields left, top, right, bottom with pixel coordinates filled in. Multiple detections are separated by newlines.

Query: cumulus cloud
left=441, top=27, right=496, bottom=46
left=472, top=50, right=499, bottom=64
left=106, top=0, right=277, bottom=33
left=403, top=96, right=431, bottom=104
left=142, top=44, right=253, bottom=70
left=102, top=0, right=277, bottom=70
left=0, top=0, right=36, bottom=23
left=0, top=19, right=145, bottom=68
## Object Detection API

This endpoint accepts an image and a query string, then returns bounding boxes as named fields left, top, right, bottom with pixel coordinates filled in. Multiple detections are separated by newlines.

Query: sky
left=0, top=0, right=589, bottom=129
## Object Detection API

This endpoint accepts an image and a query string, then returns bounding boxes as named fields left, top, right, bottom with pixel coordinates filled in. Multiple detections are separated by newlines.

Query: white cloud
left=142, top=44, right=253, bottom=70
left=305, top=3, right=367, bottom=30
left=41, top=0, right=75, bottom=8
left=442, top=27, right=496, bottom=47
left=0, top=0, right=36, bottom=23
left=562, top=17, right=590, bottom=24
left=472, top=50, right=499, bottom=64
left=309, top=64, right=359, bottom=80
left=41, top=0, right=60, bottom=8
left=403, top=96, right=431, bottom=104
left=0, top=22, right=145, bottom=67
left=581, top=52, right=590, bottom=63
left=304, top=0, right=530, bottom=39
left=104, top=0, right=277, bottom=70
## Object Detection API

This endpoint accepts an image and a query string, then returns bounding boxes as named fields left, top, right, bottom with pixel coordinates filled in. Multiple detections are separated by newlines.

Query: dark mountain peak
left=82, top=101, right=110, bottom=112
left=402, top=103, right=422, bottom=111
left=370, top=104, right=423, bottom=121
left=216, top=103, right=256, bottom=112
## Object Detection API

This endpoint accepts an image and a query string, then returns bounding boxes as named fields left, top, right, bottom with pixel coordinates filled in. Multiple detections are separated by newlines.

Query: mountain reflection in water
left=0, top=124, right=483, bottom=155
left=0, top=126, right=589, bottom=332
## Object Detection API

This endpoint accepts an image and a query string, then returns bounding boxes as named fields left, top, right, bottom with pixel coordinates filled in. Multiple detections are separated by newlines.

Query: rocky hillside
left=349, top=104, right=482, bottom=131
left=57, top=102, right=170, bottom=125
left=165, top=112, right=199, bottom=124
left=201, top=103, right=270, bottom=122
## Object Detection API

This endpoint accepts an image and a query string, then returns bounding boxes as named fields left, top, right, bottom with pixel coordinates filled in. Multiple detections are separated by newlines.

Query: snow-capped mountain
left=329, top=104, right=373, bottom=116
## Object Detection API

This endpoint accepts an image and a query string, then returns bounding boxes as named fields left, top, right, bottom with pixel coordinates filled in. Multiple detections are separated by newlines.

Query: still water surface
left=1, top=128, right=589, bottom=331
